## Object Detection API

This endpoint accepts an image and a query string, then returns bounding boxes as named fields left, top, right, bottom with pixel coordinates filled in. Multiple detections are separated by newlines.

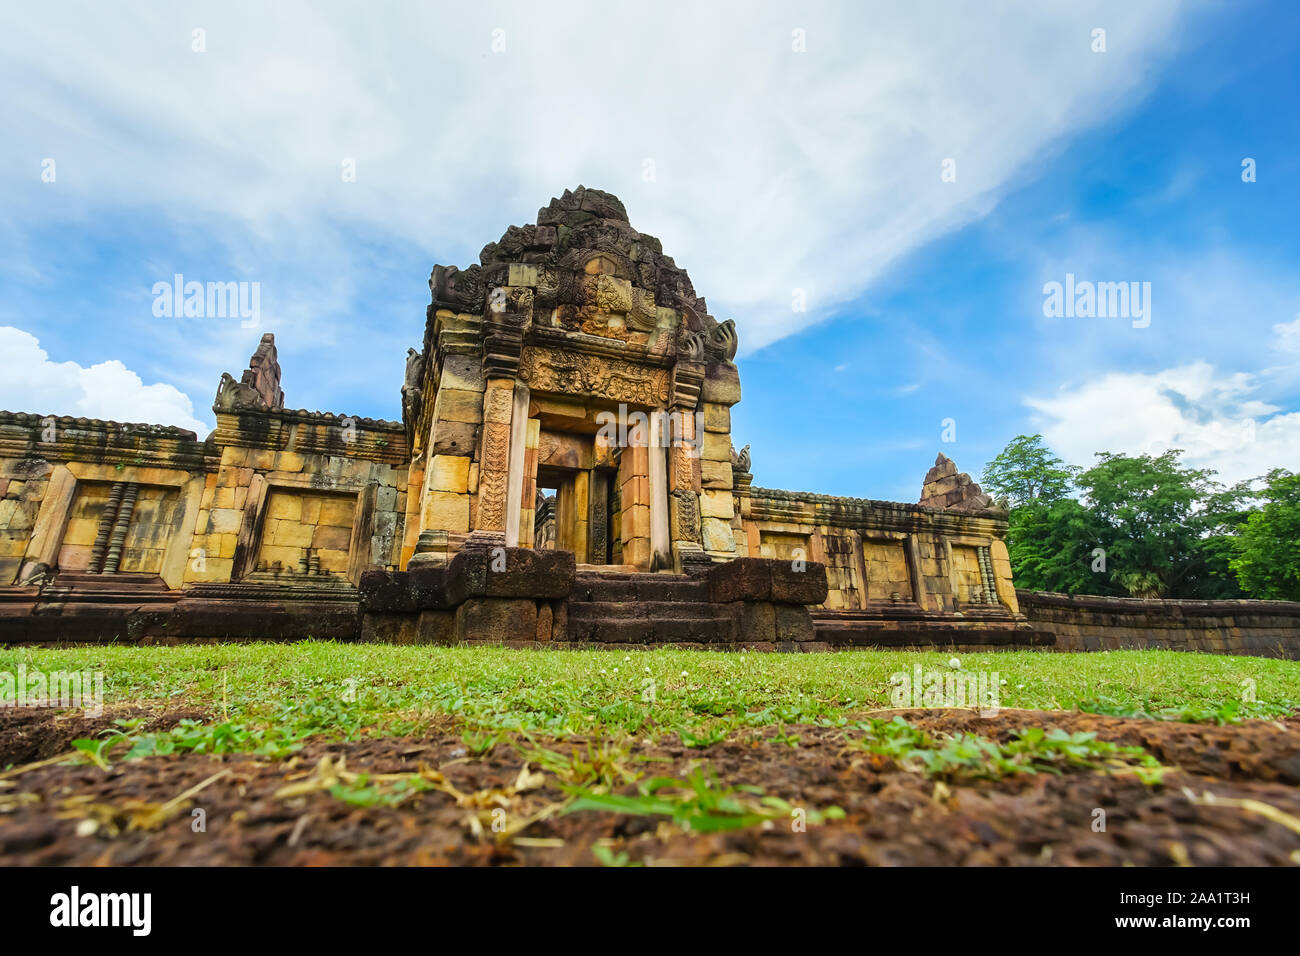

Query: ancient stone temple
left=0, top=187, right=1050, bottom=650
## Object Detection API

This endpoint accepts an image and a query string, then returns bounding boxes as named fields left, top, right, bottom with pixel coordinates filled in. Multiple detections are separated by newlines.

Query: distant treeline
left=981, top=435, right=1300, bottom=601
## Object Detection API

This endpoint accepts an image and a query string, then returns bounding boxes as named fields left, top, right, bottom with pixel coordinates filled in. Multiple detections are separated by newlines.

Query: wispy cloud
left=0, top=1, right=1204, bottom=357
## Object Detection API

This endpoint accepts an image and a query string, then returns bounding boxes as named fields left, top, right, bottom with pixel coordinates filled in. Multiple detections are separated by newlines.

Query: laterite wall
left=1018, top=590, right=1300, bottom=660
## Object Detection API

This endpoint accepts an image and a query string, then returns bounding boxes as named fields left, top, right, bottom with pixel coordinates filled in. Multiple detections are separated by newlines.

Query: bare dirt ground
left=2, top=706, right=1299, bottom=866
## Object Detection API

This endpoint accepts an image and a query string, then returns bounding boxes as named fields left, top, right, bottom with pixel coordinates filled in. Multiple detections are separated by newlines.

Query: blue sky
left=2, top=1, right=1297, bottom=503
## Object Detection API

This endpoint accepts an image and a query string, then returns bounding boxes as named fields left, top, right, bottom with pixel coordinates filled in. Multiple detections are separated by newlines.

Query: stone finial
left=919, top=453, right=993, bottom=512
left=241, top=333, right=284, bottom=410
left=214, top=334, right=285, bottom=413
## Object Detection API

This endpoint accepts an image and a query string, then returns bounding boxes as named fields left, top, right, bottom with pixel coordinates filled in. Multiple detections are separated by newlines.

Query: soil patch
left=1, top=709, right=1298, bottom=866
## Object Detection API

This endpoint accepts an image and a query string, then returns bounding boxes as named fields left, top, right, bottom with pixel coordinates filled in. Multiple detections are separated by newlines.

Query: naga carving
left=731, top=442, right=751, bottom=473
left=214, top=372, right=268, bottom=413
left=705, top=319, right=738, bottom=362
left=400, top=348, right=425, bottom=423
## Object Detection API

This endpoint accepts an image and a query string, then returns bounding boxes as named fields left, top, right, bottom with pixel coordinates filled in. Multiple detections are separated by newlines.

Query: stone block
left=312, top=524, right=352, bottom=551
left=710, top=558, right=772, bottom=603
left=731, top=600, right=776, bottom=640
left=437, top=387, right=485, bottom=425
left=422, top=491, right=469, bottom=534
left=359, top=611, right=420, bottom=645
left=456, top=598, right=538, bottom=643
left=623, top=536, right=652, bottom=569
left=701, top=517, right=735, bottom=553
left=775, top=604, right=815, bottom=641
left=699, top=489, right=734, bottom=519
left=701, top=431, right=731, bottom=463
left=444, top=546, right=575, bottom=604
left=624, top=503, right=651, bottom=540
left=209, top=508, right=242, bottom=535
left=318, top=498, right=355, bottom=527
left=771, top=560, right=830, bottom=605
left=700, top=362, right=741, bottom=405
left=276, top=452, right=306, bottom=474
left=439, top=355, right=486, bottom=394
left=701, top=459, right=733, bottom=489
left=701, top=402, right=730, bottom=433
left=417, top=609, right=457, bottom=644
left=508, top=263, right=539, bottom=287
left=431, top=420, right=480, bottom=456
left=267, top=495, right=302, bottom=521
left=428, top=455, right=470, bottom=493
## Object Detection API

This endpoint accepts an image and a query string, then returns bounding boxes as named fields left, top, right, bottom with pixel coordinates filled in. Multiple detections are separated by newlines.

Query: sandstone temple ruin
left=5, top=187, right=1294, bottom=655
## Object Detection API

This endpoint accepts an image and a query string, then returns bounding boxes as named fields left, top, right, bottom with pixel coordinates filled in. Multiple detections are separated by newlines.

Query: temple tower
left=400, top=187, right=743, bottom=572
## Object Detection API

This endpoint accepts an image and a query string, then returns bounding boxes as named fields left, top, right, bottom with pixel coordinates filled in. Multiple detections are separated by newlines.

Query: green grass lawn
left=3, top=644, right=1298, bottom=762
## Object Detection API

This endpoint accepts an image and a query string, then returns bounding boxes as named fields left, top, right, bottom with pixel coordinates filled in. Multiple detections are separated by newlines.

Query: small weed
left=591, top=844, right=639, bottom=867
left=566, top=767, right=843, bottom=833
left=853, top=716, right=1165, bottom=783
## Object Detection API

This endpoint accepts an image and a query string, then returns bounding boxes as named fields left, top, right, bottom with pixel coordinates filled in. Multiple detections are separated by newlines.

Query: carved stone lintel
left=518, top=346, right=669, bottom=406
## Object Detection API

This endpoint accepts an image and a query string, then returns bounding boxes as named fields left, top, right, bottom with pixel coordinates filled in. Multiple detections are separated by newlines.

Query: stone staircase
left=567, top=569, right=734, bottom=644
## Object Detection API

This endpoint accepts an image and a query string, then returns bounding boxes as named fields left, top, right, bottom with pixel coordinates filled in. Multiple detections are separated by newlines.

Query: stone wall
left=190, top=406, right=408, bottom=586
left=1018, top=590, right=1300, bottom=659
left=0, top=412, right=210, bottom=588
left=740, top=486, right=1018, bottom=615
left=0, top=331, right=409, bottom=595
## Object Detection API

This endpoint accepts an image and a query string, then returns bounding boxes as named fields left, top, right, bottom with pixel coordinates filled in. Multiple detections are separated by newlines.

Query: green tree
left=1004, top=497, right=1108, bottom=594
left=1230, top=469, right=1300, bottom=599
left=1075, top=450, right=1240, bottom=598
left=980, top=434, right=1074, bottom=507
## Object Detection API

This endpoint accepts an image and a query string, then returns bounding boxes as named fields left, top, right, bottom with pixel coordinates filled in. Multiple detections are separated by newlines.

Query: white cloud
left=0, top=1, right=1206, bottom=352
left=1026, top=358, right=1300, bottom=486
left=1272, top=315, right=1300, bottom=355
left=0, top=327, right=209, bottom=437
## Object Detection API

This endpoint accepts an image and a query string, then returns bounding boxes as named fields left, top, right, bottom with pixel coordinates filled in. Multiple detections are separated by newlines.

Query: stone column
left=504, top=383, right=530, bottom=547
left=618, top=427, right=651, bottom=570
left=648, top=410, right=671, bottom=570
left=517, top=417, right=540, bottom=548
left=571, top=469, right=590, bottom=564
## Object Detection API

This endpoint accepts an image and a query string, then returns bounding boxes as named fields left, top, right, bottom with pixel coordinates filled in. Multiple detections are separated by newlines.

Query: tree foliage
left=1230, top=470, right=1300, bottom=600
left=983, top=437, right=1253, bottom=599
left=980, top=434, right=1074, bottom=507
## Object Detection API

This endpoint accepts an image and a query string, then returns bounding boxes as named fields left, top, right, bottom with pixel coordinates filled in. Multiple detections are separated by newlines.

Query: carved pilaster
left=89, top=481, right=125, bottom=573
left=101, top=482, right=139, bottom=574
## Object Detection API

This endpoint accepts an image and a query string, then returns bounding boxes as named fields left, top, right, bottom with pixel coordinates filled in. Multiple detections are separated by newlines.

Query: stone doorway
left=535, top=464, right=615, bottom=565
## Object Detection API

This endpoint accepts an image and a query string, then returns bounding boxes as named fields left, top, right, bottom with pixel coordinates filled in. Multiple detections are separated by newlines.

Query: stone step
left=572, top=573, right=709, bottom=603
left=568, top=599, right=726, bottom=622
left=567, top=614, right=734, bottom=644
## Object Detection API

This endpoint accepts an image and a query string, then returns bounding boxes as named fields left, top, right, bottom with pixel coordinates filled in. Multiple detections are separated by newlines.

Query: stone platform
left=0, top=553, right=1057, bottom=651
